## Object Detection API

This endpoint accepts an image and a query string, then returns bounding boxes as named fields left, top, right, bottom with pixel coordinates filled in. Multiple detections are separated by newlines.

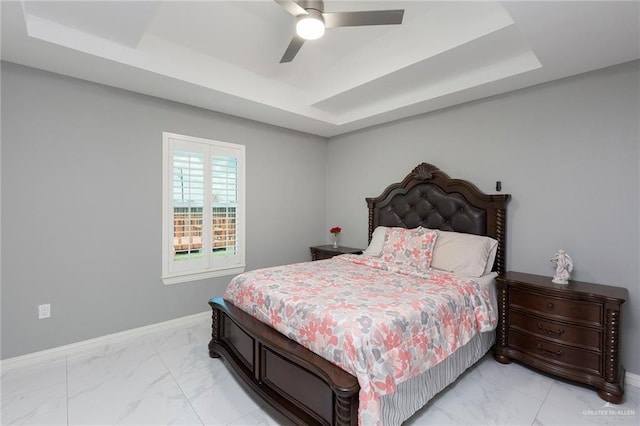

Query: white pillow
left=430, top=230, right=498, bottom=277
left=484, top=242, right=499, bottom=275
left=362, top=226, right=387, bottom=257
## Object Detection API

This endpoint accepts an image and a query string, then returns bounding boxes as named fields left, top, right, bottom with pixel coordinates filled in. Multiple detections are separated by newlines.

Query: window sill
left=162, top=265, right=246, bottom=285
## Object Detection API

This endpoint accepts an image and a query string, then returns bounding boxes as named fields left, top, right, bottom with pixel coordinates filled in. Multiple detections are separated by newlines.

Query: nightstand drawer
left=508, top=330, right=601, bottom=375
left=509, top=311, right=601, bottom=351
left=314, top=251, right=336, bottom=261
left=310, top=245, right=363, bottom=261
left=510, top=288, right=602, bottom=326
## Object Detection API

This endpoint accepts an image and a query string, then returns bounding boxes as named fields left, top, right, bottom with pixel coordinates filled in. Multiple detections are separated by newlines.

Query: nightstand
left=309, top=245, right=363, bottom=261
left=494, top=271, right=628, bottom=403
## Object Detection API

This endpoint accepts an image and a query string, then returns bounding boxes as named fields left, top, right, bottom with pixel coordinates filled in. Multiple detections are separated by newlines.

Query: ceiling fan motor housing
left=297, top=0, right=325, bottom=14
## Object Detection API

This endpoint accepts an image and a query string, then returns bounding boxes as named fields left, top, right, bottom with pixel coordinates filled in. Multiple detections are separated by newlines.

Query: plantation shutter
left=211, top=155, right=238, bottom=254
left=162, top=133, right=245, bottom=284
left=173, top=150, right=205, bottom=261
left=209, top=146, right=243, bottom=269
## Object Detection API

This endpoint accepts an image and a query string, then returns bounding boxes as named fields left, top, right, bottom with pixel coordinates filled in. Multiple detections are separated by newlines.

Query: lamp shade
left=296, top=10, right=325, bottom=40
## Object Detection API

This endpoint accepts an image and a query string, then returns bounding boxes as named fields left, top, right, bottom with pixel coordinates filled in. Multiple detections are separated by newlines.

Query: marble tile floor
left=2, top=318, right=638, bottom=425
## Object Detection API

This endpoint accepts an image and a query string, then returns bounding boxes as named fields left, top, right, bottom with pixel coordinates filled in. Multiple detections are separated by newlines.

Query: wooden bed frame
left=209, top=163, right=510, bottom=425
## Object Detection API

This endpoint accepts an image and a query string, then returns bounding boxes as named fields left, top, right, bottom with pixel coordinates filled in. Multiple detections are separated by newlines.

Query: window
left=162, top=132, right=245, bottom=284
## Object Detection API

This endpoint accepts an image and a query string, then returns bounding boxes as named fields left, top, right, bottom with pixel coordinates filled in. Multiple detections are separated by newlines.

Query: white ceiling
left=2, top=1, right=639, bottom=137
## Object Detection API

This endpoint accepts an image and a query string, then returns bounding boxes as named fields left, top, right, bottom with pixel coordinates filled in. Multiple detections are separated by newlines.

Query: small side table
left=310, top=245, right=363, bottom=261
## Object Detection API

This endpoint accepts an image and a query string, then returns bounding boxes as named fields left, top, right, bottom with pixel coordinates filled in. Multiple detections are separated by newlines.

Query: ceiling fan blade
left=323, top=10, right=404, bottom=28
left=280, top=35, right=305, bottom=63
left=275, top=0, right=307, bottom=17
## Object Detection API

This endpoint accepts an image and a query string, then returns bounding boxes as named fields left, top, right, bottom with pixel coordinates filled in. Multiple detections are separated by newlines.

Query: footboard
left=208, top=297, right=360, bottom=426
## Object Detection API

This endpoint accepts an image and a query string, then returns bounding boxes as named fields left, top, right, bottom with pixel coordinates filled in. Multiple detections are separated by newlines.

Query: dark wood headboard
left=366, top=163, right=510, bottom=274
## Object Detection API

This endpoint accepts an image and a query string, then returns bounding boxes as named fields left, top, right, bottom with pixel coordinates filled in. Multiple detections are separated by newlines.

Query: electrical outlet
left=38, top=304, right=51, bottom=319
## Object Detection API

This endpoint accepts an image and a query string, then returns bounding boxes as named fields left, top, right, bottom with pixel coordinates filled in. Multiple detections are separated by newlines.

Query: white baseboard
left=3, top=312, right=640, bottom=391
left=0, top=311, right=211, bottom=371
left=626, top=371, right=640, bottom=388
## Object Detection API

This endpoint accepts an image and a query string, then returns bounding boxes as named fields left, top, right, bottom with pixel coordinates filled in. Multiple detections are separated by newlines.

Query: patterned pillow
left=382, top=227, right=438, bottom=270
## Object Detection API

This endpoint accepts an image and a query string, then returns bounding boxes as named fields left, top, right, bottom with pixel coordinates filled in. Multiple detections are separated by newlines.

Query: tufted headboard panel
left=366, top=163, right=510, bottom=274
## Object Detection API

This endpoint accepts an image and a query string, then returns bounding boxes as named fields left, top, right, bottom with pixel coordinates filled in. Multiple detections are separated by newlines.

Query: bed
left=209, top=162, right=510, bottom=425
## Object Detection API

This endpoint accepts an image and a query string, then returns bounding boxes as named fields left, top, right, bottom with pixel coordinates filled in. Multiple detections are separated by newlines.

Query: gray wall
left=3, top=59, right=638, bottom=379
left=1, top=62, right=327, bottom=359
left=327, top=61, right=640, bottom=376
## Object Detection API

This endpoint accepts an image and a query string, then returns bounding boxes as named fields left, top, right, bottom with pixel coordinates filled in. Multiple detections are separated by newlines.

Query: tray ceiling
left=2, top=1, right=638, bottom=137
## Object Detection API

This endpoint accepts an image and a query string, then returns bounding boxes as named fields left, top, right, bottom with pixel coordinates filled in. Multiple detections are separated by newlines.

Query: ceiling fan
left=275, top=0, right=404, bottom=63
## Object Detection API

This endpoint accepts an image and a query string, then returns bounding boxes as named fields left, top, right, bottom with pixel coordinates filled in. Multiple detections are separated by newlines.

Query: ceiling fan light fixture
left=296, top=10, right=325, bottom=40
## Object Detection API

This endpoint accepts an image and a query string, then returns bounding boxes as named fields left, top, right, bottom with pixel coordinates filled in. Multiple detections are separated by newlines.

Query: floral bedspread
left=223, top=254, right=497, bottom=425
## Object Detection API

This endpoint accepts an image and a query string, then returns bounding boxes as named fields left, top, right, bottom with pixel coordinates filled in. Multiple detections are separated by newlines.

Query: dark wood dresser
left=310, top=245, right=362, bottom=261
left=494, top=271, right=628, bottom=403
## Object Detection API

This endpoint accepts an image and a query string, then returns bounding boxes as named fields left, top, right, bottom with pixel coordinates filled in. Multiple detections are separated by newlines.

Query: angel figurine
left=551, top=250, right=573, bottom=284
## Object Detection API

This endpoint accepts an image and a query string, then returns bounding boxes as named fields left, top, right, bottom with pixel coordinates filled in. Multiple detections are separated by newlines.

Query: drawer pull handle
left=536, top=343, right=564, bottom=358
left=537, top=323, right=565, bottom=337
left=546, top=303, right=554, bottom=311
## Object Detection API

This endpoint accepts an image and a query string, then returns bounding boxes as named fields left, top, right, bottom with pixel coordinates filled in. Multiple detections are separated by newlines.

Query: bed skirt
left=381, top=330, right=495, bottom=425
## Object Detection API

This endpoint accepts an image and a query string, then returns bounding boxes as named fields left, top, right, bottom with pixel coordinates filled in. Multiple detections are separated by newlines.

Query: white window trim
left=161, top=132, right=246, bottom=285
